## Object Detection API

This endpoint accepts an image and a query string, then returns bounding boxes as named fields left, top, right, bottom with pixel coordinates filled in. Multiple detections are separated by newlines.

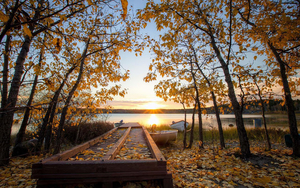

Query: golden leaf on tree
left=120, top=0, right=128, bottom=20
left=52, top=38, right=62, bottom=53
left=0, top=11, right=9, bottom=22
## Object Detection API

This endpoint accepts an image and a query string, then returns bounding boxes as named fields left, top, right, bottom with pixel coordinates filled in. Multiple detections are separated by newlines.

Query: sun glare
left=144, top=102, right=160, bottom=109
left=148, top=114, right=159, bottom=125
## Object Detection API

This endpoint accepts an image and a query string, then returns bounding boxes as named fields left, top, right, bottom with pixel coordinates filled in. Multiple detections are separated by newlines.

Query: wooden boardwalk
left=32, top=123, right=173, bottom=187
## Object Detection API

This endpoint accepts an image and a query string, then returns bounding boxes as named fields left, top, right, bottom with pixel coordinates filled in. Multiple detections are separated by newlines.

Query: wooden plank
left=163, top=173, right=174, bottom=188
left=42, top=127, right=117, bottom=163
left=36, top=172, right=173, bottom=186
left=119, top=122, right=142, bottom=128
left=32, top=160, right=166, bottom=177
left=32, top=123, right=173, bottom=188
left=142, top=126, right=166, bottom=164
left=34, top=170, right=168, bottom=179
left=102, top=127, right=131, bottom=160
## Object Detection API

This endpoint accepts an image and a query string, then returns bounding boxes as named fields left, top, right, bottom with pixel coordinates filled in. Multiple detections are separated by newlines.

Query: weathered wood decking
left=32, top=123, right=173, bottom=187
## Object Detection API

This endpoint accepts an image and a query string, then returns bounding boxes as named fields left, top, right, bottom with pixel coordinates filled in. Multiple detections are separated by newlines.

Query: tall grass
left=63, top=121, right=114, bottom=144
left=173, top=125, right=289, bottom=144
left=145, top=124, right=171, bottom=132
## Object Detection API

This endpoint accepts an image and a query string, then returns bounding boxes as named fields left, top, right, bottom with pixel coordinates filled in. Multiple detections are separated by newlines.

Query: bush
left=63, top=121, right=114, bottom=144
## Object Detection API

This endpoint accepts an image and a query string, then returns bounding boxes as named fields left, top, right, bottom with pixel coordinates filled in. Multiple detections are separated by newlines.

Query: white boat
left=170, top=120, right=188, bottom=131
left=149, top=130, right=178, bottom=145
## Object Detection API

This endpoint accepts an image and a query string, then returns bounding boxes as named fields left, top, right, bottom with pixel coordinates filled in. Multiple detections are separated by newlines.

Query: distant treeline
left=98, top=99, right=300, bottom=114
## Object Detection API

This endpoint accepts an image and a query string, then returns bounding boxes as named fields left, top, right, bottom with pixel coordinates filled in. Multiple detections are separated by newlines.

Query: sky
left=106, top=49, right=183, bottom=109
left=102, top=0, right=293, bottom=110
left=105, top=0, right=184, bottom=109
left=104, top=0, right=263, bottom=110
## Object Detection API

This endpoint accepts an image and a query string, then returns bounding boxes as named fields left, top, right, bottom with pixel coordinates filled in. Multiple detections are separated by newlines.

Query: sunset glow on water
left=95, top=113, right=285, bottom=129
left=147, top=114, right=160, bottom=125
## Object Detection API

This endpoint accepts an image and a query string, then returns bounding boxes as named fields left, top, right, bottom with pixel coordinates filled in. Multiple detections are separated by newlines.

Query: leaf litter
left=115, top=128, right=152, bottom=160
left=160, top=140, right=300, bottom=188
left=0, top=154, right=48, bottom=187
left=1, top=140, right=300, bottom=187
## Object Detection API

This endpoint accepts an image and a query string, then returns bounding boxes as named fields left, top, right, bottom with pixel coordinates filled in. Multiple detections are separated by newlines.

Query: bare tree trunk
left=269, top=42, right=300, bottom=156
left=2, top=34, right=10, bottom=109
left=0, top=34, right=11, bottom=163
left=191, top=45, right=222, bottom=148
left=253, top=76, right=271, bottom=150
left=43, top=65, right=76, bottom=152
left=36, top=103, right=53, bottom=151
left=190, top=61, right=204, bottom=148
left=36, top=65, right=76, bottom=151
left=44, top=121, right=53, bottom=152
left=188, top=102, right=196, bottom=148
left=12, top=74, right=39, bottom=155
left=75, top=124, right=82, bottom=144
left=261, top=98, right=271, bottom=150
left=75, top=115, right=85, bottom=144
left=210, top=35, right=250, bottom=157
left=181, top=102, right=187, bottom=149
left=44, top=89, right=68, bottom=152
left=211, top=91, right=225, bottom=148
left=0, top=36, right=32, bottom=166
left=54, top=39, right=89, bottom=154
left=197, top=102, right=203, bottom=149
left=0, top=0, right=46, bottom=165
left=12, top=39, right=44, bottom=156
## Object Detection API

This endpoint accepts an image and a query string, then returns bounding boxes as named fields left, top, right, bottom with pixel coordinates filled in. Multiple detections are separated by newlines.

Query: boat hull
left=170, top=121, right=188, bottom=131
left=150, top=130, right=178, bottom=145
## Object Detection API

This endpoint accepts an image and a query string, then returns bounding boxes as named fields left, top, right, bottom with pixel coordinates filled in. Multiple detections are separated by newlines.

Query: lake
left=96, top=113, right=291, bottom=129
left=11, top=113, right=293, bottom=135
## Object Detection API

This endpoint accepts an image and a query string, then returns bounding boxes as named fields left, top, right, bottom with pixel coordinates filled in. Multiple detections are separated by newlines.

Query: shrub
left=63, top=121, right=114, bottom=144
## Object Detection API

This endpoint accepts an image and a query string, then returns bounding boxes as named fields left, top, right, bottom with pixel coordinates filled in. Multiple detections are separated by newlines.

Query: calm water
left=96, top=113, right=289, bottom=129
left=12, top=113, right=293, bottom=135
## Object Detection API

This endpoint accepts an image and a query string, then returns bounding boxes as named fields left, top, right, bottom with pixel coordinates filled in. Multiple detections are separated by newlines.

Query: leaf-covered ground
left=160, top=141, right=300, bottom=188
left=1, top=141, right=299, bottom=187
left=0, top=155, right=46, bottom=187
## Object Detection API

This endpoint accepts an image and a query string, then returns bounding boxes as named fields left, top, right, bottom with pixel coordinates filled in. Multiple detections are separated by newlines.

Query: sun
left=143, top=102, right=160, bottom=109
left=148, top=114, right=159, bottom=125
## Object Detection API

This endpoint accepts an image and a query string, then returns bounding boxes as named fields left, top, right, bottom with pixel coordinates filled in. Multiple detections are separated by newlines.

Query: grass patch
left=145, top=124, right=172, bottom=132
left=169, top=125, right=289, bottom=144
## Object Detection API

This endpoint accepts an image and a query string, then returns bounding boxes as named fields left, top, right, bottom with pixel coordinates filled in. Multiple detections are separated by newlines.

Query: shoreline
left=104, top=109, right=300, bottom=115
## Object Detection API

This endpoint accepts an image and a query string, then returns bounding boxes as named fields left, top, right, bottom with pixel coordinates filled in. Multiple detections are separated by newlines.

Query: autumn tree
left=0, top=0, right=132, bottom=165
left=0, top=0, right=87, bottom=165
left=236, top=0, right=300, bottom=156
left=53, top=37, right=90, bottom=154
left=188, top=41, right=226, bottom=149
left=143, top=34, right=208, bottom=148
left=140, top=0, right=251, bottom=156
left=50, top=2, right=134, bottom=153
left=0, top=0, right=95, bottom=165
